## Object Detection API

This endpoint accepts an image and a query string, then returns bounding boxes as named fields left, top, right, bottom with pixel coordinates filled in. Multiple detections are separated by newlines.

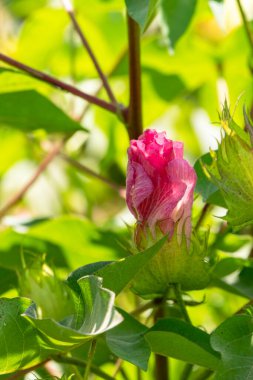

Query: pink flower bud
left=126, top=129, right=196, bottom=246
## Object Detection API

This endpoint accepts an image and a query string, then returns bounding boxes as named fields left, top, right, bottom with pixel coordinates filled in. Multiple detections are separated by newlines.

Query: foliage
left=0, top=0, right=253, bottom=379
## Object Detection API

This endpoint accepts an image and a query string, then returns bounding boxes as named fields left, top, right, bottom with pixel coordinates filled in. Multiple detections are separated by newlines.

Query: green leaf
left=213, top=257, right=247, bottom=278
left=4, top=0, right=47, bottom=17
left=211, top=266, right=253, bottom=299
left=95, top=236, right=167, bottom=295
left=0, top=268, right=17, bottom=295
left=27, top=216, right=127, bottom=269
left=16, top=8, right=68, bottom=71
left=161, top=0, right=197, bottom=50
left=0, top=228, right=67, bottom=271
left=125, top=0, right=159, bottom=32
left=23, top=276, right=123, bottom=350
left=0, top=297, right=46, bottom=374
left=20, top=260, right=76, bottom=322
left=144, top=67, right=186, bottom=101
left=145, top=318, right=220, bottom=370
left=0, top=90, right=84, bottom=133
left=211, top=315, right=253, bottom=379
left=67, top=262, right=112, bottom=294
left=194, top=152, right=225, bottom=206
left=106, top=309, right=151, bottom=370
left=212, top=233, right=251, bottom=253
left=0, top=68, right=45, bottom=93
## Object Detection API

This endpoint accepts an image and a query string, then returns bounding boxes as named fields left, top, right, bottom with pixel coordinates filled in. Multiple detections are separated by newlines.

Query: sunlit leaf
left=106, top=309, right=151, bottom=370
left=145, top=318, right=220, bottom=369
left=161, top=0, right=197, bottom=50
left=0, top=90, right=84, bottom=133
left=125, top=0, right=159, bottom=32
left=23, top=276, right=123, bottom=350
left=0, top=298, right=46, bottom=374
left=211, top=315, right=253, bottom=379
left=95, top=236, right=167, bottom=295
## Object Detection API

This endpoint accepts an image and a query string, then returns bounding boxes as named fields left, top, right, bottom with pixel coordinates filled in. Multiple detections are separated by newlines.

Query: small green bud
left=131, top=228, right=211, bottom=299
left=205, top=106, right=253, bottom=230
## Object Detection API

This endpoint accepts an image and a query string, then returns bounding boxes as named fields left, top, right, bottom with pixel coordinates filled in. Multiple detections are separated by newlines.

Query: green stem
left=236, top=0, right=253, bottom=54
left=70, top=365, right=83, bottom=380
left=195, top=369, right=213, bottom=380
left=180, top=363, right=194, bottom=380
left=127, top=14, right=143, bottom=139
left=195, top=203, right=212, bottom=231
left=53, top=353, right=114, bottom=380
left=7, top=360, right=49, bottom=380
left=137, top=367, right=142, bottom=380
left=83, top=339, right=97, bottom=380
left=173, top=283, right=192, bottom=324
left=130, top=299, right=155, bottom=316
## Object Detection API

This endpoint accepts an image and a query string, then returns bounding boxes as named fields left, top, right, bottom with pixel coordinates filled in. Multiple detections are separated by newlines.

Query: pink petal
left=147, top=180, right=187, bottom=236
left=166, top=159, right=197, bottom=242
left=126, top=161, right=154, bottom=219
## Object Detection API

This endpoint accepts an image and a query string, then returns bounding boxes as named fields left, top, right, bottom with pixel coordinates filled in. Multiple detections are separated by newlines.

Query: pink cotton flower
left=126, top=129, right=196, bottom=246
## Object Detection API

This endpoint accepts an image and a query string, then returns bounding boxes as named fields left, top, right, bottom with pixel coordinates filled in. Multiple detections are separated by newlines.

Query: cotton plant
left=0, top=1, right=253, bottom=380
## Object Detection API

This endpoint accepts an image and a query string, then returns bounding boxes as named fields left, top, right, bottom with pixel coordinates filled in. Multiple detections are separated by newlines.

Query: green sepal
left=131, top=230, right=211, bottom=299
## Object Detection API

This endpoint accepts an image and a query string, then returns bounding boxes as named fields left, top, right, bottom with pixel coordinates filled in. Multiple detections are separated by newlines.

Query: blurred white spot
left=191, top=109, right=221, bottom=152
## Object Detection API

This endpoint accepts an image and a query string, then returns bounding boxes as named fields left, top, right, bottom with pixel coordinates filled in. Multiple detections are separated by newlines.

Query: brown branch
left=154, top=299, right=169, bottom=380
left=0, top=141, right=64, bottom=219
left=127, top=15, right=143, bottom=139
left=61, top=0, right=117, bottom=104
left=0, top=53, right=117, bottom=114
left=77, top=46, right=128, bottom=122
left=61, top=153, right=125, bottom=197
left=7, top=359, right=50, bottom=380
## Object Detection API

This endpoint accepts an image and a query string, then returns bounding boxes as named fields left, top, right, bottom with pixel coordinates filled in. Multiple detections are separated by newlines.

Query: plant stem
left=180, top=363, right=194, bottom=380
left=154, top=300, right=169, bottom=380
left=61, top=153, right=125, bottom=196
left=127, top=15, right=143, bottom=139
left=0, top=53, right=117, bottom=114
left=130, top=299, right=155, bottom=316
left=62, top=0, right=117, bottom=104
left=112, top=358, right=124, bottom=378
left=70, top=365, right=83, bottom=380
left=137, top=367, right=142, bottom=380
left=7, top=360, right=50, bottom=380
left=236, top=0, right=253, bottom=54
left=0, top=140, right=64, bottom=219
left=195, top=203, right=212, bottom=230
left=83, top=339, right=97, bottom=380
left=195, top=369, right=213, bottom=380
left=172, top=283, right=192, bottom=324
left=53, top=354, right=115, bottom=380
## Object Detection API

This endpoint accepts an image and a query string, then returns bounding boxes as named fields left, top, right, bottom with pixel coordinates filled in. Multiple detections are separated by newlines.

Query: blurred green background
left=0, top=0, right=253, bottom=378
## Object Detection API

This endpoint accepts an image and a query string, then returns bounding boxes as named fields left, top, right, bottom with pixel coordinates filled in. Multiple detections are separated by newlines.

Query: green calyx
left=131, top=230, right=211, bottom=299
left=205, top=106, right=253, bottom=230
